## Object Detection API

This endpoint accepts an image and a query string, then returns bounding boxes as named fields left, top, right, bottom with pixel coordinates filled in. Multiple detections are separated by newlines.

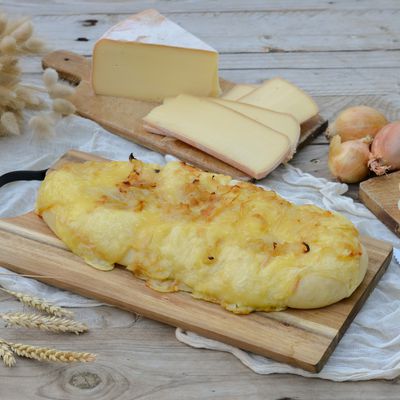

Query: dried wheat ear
left=0, top=287, right=95, bottom=367
left=0, top=287, right=74, bottom=317
left=0, top=338, right=95, bottom=367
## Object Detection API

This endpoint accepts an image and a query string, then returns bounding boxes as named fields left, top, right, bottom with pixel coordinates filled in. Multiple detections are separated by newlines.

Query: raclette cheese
left=91, top=9, right=221, bottom=101
left=210, top=98, right=300, bottom=155
left=239, top=78, right=319, bottom=123
left=143, top=94, right=291, bottom=179
left=222, top=84, right=256, bottom=101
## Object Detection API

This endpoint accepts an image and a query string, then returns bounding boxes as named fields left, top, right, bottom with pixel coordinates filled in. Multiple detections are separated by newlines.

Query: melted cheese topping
left=36, top=160, right=367, bottom=313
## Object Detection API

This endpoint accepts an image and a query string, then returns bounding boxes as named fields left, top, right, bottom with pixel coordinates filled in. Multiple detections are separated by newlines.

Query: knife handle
left=0, top=169, right=48, bottom=188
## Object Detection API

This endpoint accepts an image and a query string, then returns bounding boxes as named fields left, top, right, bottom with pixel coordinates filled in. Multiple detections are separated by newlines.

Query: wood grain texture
left=5, top=0, right=400, bottom=15
left=360, top=171, right=400, bottom=237
left=21, top=11, right=400, bottom=53
left=0, top=150, right=393, bottom=373
left=42, top=50, right=327, bottom=180
left=1, top=295, right=400, bottom=400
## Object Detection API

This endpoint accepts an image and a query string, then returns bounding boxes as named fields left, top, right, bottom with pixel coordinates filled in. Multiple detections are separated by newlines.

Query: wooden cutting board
left=0, top=150, right=392, bottom=373
left=360, top=171, right=400, bottom=237
left=42, top=51, right=328, bottom=181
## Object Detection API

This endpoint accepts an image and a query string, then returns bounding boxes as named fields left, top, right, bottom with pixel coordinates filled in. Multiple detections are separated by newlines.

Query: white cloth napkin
left=0, top=110, right=399, bottom=381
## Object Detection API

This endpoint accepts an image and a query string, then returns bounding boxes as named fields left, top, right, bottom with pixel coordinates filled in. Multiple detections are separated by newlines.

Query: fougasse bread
left=35, top=159, right=368, bottom=314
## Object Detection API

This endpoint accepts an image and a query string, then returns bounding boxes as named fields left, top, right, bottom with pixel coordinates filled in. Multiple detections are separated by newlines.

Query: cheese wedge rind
left=239, top=78, right=319, bottom=123
left=143, top=94, right=291, bottom=179
left=210, top=98, right=300, bottom=155
left=92, top=9, right=221, bottom=101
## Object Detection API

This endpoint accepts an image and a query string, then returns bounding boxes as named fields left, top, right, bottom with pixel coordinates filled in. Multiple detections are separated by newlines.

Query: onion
left=327, top=106, right=388, bottom=142
left=369, top=121, right=400, bottom=175
left=328, top=135, right=371, bottom=183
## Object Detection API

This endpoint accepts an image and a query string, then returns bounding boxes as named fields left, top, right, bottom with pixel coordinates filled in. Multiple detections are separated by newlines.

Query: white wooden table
left=1, top=1, right=400, bottom=398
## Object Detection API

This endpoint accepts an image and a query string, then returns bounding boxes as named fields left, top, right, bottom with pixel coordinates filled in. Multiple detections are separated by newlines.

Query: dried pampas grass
left=0, top=111, right=20, bottom=135
left=52, top=98, right=76, bottom=115
left=23, top=37, right=44, bottom=53
left=11, top=21, right=33, bottom=43
left=0, top=35, right=16, bottom=54
left=15, top=86, right=43, bottom=108
left=0, top=14, right=7, bottom=35
left=0, top=13, right=46, bottom=137
left=31, top=67, right=76, bottom=136
left=28, top=113, right=55, bottom=137
left=42, top=67, right=58, bottom=88
left=0, top=13, right=76, bottom=138
left=48, top=82, right=75, bottom=99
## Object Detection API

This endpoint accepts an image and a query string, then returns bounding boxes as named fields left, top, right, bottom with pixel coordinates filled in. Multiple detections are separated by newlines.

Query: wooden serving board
left=360, top=171, right=400, bottom=237
left=0, top=150, right=392, bottom=373
left=42, top=51, right=328, bottom=181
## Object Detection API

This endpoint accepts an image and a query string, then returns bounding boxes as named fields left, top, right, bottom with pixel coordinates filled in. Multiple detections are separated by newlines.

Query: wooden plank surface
left=1, top=1, right=400, bottom=397
left=16, top=11, right=400, bottom=53
left=6, top=0, right=400, bottom=14
left=0, top=149, right=393, bottom=373
left=360, top=171, right=400, bottom=237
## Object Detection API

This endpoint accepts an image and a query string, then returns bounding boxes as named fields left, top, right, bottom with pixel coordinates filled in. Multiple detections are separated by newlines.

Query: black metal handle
left=0, top=169, right=48, bottom=188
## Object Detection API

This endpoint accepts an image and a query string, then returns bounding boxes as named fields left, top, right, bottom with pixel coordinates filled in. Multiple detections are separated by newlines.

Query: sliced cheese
left=92, top=9, right=221, bottom=102
left=210, top=98, right=300, bottom=155
left=143, top=94, right=290, bottom=179
left=239, top=78, right=319, bottom=123
left=222, top=84, right=257, bottom=101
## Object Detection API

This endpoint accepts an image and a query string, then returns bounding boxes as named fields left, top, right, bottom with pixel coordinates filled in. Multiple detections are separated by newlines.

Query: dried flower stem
left=0, top=288, right=74, bottom=318
left=0, top=312, right=87, bottom=334
left=9, top=341, right=95, bottom=363
left=0, top=12, right=46, bottom=137
left=0, top=339, right=16, bottom=367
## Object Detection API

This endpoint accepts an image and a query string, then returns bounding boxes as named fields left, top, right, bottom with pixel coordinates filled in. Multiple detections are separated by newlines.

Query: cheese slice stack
left=92, top=9, right=221, bottom=101
left=210, top=98, right=300, bottom=155
left=239, top=78, right=319, bottom=123
left=145, top=96, right=301, bottom=157
left=143, top=95, right=291, bottom=179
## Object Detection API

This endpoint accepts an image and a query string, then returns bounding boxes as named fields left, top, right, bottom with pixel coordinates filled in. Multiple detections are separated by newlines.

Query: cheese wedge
left=210, top=98, right=300, bottom=155
left=239, top=78, right=319, bottom=123
left=222, top=84, right=257, bottom=101
left=92, top=9, right=221, bottom=101
left=143, top=94, right=291, bottom=179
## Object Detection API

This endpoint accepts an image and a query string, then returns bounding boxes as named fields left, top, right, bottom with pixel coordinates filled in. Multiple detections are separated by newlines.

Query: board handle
left=0, top=169, right=48, bottom=187
left=42, top=50, right=91, bottom=84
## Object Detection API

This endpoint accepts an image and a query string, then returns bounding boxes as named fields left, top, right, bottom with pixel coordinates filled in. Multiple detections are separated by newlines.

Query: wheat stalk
left=0, top=312, right=88, bottom=334
left=0, top=339, right=16, bottom=367
left=8, top=342, right=95, bottom=363
left=0, top=288, right=74, bottom=318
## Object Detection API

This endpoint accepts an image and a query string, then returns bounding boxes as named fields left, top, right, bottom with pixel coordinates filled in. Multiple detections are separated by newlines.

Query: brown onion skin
left=328, top=136, right=371, bottom=183
left=369, top=121, right=400, bottom=175
left=327, top=106, right=388, bottom=142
